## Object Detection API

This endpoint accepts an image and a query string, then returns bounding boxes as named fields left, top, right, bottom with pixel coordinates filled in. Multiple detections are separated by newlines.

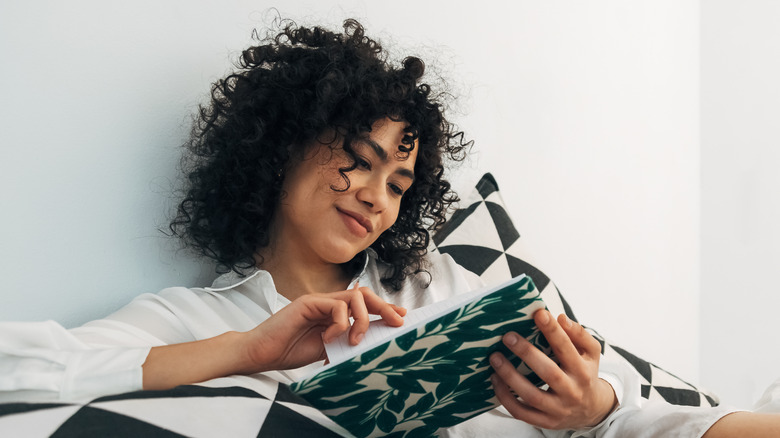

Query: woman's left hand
left=489, top=309, right=618, bottom=430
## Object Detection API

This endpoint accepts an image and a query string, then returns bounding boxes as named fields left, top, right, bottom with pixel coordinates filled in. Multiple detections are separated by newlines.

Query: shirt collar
left=205, top=249, right=375, bottom=292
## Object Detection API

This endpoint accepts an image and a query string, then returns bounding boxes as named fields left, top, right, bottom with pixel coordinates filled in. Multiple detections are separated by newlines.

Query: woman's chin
left=323, top=245, right=370, bottom=266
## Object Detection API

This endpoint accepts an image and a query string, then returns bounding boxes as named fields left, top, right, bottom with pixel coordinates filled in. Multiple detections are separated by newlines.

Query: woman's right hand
left=143, top=285, right=405, bottom=390
left=238, top=285, right=406, bottom=374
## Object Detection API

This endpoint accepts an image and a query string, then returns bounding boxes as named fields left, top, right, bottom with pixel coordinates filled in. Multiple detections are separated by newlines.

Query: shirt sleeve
left=587, top=357, right=737, bottom=438
left=537, top=355, right=737, bottom=438
left=0, top=320, right=152, bottom=401
left=0, top=287, right=230, bottom=402
left=594, top=402, right=736, bottom=438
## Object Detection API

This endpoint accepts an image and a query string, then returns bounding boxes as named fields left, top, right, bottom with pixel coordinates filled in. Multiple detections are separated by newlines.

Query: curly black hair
left=170, top=18, right=470, bottom=290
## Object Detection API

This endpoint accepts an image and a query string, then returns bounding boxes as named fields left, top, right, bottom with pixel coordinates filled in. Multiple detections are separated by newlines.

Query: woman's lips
left=337, top=208, right=371, bottom=237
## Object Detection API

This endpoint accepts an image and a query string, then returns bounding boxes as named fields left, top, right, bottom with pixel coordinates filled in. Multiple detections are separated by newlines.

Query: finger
left=358, top=286, right=405, bottom=326
left=491, top=373, right=552, bottom=428
left=389, top=303, right=407, bottom=317
left=501, top=330, right=573, bottom=396
left=345, top=288, right=369, bottom=345
left=490, top=350, right=557, bottom=414
left=307, top=298, right=349, bottom=343
left=535, top=310, right=582, bottom=371
left=558, top=314, right=602, bottom=359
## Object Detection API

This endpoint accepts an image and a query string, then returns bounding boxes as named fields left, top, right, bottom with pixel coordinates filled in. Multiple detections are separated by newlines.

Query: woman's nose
left=356, top=180, right=387, bottom=212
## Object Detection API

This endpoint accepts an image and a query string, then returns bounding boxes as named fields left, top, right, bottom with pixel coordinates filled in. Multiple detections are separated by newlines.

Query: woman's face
left=272, top=118, right=418, bottom=265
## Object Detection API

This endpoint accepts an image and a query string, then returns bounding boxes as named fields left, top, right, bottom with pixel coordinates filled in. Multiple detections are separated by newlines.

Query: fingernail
left=505, top=332, right=518, bottom=346
left=490, top=354, right=503, bottom=367
left=355, top=333, right=364, bottom=344
left=563, top=315, right=573, bottom=328
left=538, top=310, right=549, bottom=325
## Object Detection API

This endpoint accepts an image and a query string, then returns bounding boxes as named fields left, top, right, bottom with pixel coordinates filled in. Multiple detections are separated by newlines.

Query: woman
left=0, top=18, right=773, bottom=437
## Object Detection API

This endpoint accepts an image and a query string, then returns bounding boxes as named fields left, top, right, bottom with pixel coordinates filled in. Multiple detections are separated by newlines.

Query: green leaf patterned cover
left=289, top=275, right=554, bottom=438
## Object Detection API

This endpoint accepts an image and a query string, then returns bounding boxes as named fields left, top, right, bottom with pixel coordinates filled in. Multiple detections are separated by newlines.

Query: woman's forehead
left=310, top=118, right=418, bottom=163
left=364, top=119, right=418, bottom=161
left=353, top=134, right=416, bottom=163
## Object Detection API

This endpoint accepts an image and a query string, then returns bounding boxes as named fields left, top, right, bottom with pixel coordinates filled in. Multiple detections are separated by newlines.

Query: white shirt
left=0, top=250, right=735, bottom=437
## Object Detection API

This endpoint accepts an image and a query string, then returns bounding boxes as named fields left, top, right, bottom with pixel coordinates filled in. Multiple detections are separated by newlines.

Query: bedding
left=0, top=376, right=346, bottom=437
left=0, top=173, right=718, bottom=437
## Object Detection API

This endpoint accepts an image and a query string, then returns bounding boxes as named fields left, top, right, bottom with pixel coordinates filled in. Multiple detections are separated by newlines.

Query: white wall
left=446, top=2, right=702, bottom=383
left=1, top=0, right=701, bottom=388
left=701, top=0, right=780, bottom=409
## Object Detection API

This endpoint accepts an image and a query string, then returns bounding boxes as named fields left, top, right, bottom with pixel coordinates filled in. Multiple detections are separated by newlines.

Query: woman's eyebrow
left=356, top=137, right=415, bottom=181
left=357, top=137, right=389, bottom=162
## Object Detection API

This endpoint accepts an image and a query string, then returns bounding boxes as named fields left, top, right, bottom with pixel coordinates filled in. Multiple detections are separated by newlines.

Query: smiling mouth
left=337, top=208, right=372, bottom=237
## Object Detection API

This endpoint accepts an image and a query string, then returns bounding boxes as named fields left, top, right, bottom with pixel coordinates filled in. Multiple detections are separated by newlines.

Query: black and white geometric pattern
left=606, top=343, right=719, bottom=407
left=0, top=379, right=347, bottom=437
left=430, top=173, right=719, bottom=408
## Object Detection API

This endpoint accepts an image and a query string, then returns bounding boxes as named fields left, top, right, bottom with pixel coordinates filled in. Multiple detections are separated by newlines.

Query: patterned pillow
left=430, top=173, right=719, bottom=407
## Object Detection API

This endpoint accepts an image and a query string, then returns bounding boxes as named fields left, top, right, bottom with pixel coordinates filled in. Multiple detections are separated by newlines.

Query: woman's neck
left=254, top=245, right=353, bottom=301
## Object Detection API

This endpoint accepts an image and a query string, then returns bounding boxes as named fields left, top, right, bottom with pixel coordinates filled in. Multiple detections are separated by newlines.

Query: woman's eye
left=357, top=158, right=371, bottom=170
left=389, top=184, right=404, bottom=196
